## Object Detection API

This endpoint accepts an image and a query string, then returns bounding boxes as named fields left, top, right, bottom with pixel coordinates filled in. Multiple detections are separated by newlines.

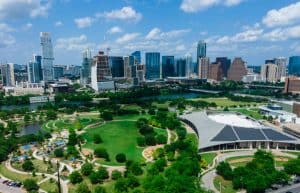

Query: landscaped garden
left=190, top=97, right=261, bottom=107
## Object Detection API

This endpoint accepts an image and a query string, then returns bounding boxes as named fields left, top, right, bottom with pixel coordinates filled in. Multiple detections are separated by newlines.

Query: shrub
left=23, top=179, right=39, bottom=191
left=137, top=137, right=146, bottom=147
left=216, top=162, right=233, bottom=180
left=93, top=134, right=103, bottom=144
left=111, top=170, right=122, bottom=180
left=94, top=185, right=107, bottom=193
left=156, top=134, right=167, bottom=144
left=145, top=135, right=156, bottom=146
left=115, top=153, right=126, bottom=163
left=81, top=163, right=93, bottom=176
left=100, top=111, right=113, bottom=121
left=76, top=182, right=91, bottom=193
left=89, top=172, right=102, bottom=184
left=54, top=148, right=64, bottom=157
left=97, top=167, right=109, bottom=180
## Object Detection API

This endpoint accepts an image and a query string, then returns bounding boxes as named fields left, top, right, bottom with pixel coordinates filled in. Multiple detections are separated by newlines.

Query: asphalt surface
left=271, top=183, right=300, bottom=193
left=0, top=179, right=24, bottom=193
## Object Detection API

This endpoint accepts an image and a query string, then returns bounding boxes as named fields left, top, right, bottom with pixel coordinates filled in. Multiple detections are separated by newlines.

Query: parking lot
left=0, top=179, right=23, bottom=193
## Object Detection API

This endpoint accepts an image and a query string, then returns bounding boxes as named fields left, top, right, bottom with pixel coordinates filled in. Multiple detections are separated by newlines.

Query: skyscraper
left=209, top=62, right=223, bottom=81
left=185, top=53, right=193, bottom=77
left=198, top=57, right=210, bottom=79
left=110, top=56, right=124, bottom=78
left=197, top=40, right=206, bottom=59
left=81, top=49, right=92, bottom=86
left=53, top=65, right=64, bottom=80
left=124, top=56, right=135, bottom=78
left=131, top=51, right=141, bottom=65
left=288, top=56, right=300, bottom=76
left=176, top=58, right=187, bottom=77
left=145, top=52, right=160, bottom=80
left=216, top=57, right=231, bottom=78
left=40, top=32, right=54, bottom=81
left=274, top=57, right=287, bottom=79
left=0, top=63, right=15, bottom=86
left=261, top=63, right=278, bottom=83
left=162, top=56, right=175, bottom=78
left=28, top=55, right=43, bottom=83
left=227, top=57, right=247, bottom=81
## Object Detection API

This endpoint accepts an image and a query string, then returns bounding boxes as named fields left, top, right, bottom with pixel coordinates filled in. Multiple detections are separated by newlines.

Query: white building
left=0, top=63, right=15, bottom=86
left=40, top=32, right=54, bottom=81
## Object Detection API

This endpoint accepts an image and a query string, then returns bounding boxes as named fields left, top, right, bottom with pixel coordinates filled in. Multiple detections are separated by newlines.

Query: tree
left=22, top=160, right=34, bottom=171
left=145, top=135, right=156, bottom=146
left=111, top=170, right=122, bottom=180
left=81, top=163, right=93, bottom=176
left=94, top=147, right=109, bottom=161
left=116, top=153, right=126, bottom=163
left=156, top=134, right=167, bottom=144
left=70, top=171, right=83, bottom=184
left=94, top=185, right=107, bottom=193
left=89, top=171, right=102, bottom=184
left=137, top=137, right=145, bottom=147
left=23, top=179, right=39, bottom=192
left=46, top=110, right=57, bottom=120
left=76, top=182, right=91, bottom=193
left=68, top=129, right=78, bottom=146
left=127, top=174, right=140, bottom=188
left=75, top=121, right=83, bottom=131
left=114, top=178, right=128, bottom=193
left=93, top=134, right=103, bottom=144
left=284, top=158, right=300, bottom=175
left=216, top=161, right=233, bottom=180
left=127, top=161, right=143, bottom=176
left=54, top=148, right=64, bottom=157
left=24, top=114, right=31, bottom=123
left=100, top=111, right=113, bottom=121
left=97, top=167, right=109, bottom=180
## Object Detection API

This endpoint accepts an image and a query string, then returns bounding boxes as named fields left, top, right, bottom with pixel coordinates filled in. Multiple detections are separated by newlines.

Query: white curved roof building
left=180, top=111, right=300, bottom=152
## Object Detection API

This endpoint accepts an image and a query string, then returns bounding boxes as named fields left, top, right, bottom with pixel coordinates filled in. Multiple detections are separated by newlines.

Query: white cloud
left=180, top=0, right=245, bottom=13
left=0, top=32, right=15, bottom=47
left=263, top=25, right=300, bottom=41
left=116, top=33, right=140, bottom=44
left=22, top=23, right=33, bottom=30
left=107, top=26, right=123, bottom=34
left=146, top=28, right=190, bottom=40
left=56, top=35, right=96, bottom=51
left=74, top=17, right=94, bottom=28
left=175, top=44, right=186, bottom=51
left=0, top=23, right=15, bottom=32
left=55, top=21, right=63, bottom=27
left=262, top=1, right=300, bottom=27
left=0, top=0, right=51, bottom=19
left=97, top=6, right=142, bottom=22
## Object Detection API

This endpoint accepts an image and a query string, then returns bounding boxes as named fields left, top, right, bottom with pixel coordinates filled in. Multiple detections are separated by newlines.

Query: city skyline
left=0, top=0, right=300, bottom=66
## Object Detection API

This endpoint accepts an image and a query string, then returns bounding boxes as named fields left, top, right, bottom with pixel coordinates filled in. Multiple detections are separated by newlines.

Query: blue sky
left=0, top=0, right=300, bottom=66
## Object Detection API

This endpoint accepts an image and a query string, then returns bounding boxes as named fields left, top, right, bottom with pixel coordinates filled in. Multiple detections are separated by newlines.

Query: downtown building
left=0, top=63, right=15, bottom=87
left=288, top=56, right=300, bottom=76
left=91, top=51, right=114, bottom=92
left=261, top=57, right=287, bottom=82
left=227, top=57, right=247, bottom=81
left=162, top=56, right=175, bottom=78
left=28, top=55, right=43, bottom=83
left=80, top=49, right=93, bottom=86
left=110, top=56, right=124, bottom=78
left=40, top=32, right=54, bottom=81
left=145, top=52, right=160, bottom=80
left=198, top=57, right=210, bottom=79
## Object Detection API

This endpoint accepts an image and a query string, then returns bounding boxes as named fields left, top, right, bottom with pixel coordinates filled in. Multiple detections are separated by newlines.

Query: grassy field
left=12, top=159, right=57, bottom=174
left=40, top=179, right=58, bottom=193
left=113, top=114, right=150, bottom=121
left=0, top=163, right=42, bottom=182
left=233, top=108, right=264, bottom=120
left=82, top=120, right=144, bottom=165
left=214, top=175, right=236, bottom=193
left=201, top=152, right=217, bottom=165
left=226, top=155, right=291, bottom=167
left=191, top=97, right=260, bottom=107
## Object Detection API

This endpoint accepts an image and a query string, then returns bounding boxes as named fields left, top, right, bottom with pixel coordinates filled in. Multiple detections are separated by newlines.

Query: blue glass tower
left=145, top=52, right=160, bottom=80
left=162, top=56, right=175, bottom=78
left=288, top=56, right=300, bottom=76
left=131, top=51, right=141, bottom=65
left=176, top=58, right=186, bottom=77
left=109, top=56, right=124, bottom=78
left=28, top=55, right=43, bottom=83
left=197, top=40, right=206, bottom=59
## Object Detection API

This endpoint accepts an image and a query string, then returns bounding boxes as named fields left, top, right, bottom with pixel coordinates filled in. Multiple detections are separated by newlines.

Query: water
left=141, top=93, right=202, bottom=100
left=20, top=123, right=42, bottom=136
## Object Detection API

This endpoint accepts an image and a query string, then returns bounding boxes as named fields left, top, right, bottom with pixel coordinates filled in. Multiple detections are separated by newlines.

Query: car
left=286, top=191, right=292, bottom=193
left=2, top=180, right=8, bottom=184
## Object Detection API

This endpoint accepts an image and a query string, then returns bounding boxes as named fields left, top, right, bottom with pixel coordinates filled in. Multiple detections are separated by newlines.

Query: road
left=271, top=183, right=300, bottom=193
left=0, top=179, right=24, bottom=193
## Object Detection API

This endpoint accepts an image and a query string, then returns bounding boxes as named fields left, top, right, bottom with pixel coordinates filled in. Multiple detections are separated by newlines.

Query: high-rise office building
left=198, top=57, right=210, bottom=79
left=261, top=63, right=278, bottom=83
left=81, top=49, right=93, bottom=86
left=216, top=57, right=231, bottom=78
left=131, top=51, right=141, bottom=65
left=124, top=56, right=135, bottom=79
left=53, top=65, right=64, bottom=80
left=185, top=53, right=193, bottom=77
left=227, top=57, right=247, bottom=81
left=176, top=58, right=187, bottom=77
left=288, top=56, right=300, bottom=76
left=274, top=57, right=287, bottom=79
left=28, top=55, right=43, bottom=83
left=209, top=62, right=223, bottom=81
left=0, top=63, right=15, bottom=86
left=110, top=56, right=124, bottom=78
left=40, top=32, right=54, bottom=81
left=145, top=52, right=160, bottom=80
left=197, top=40, right=206, bottom=59
left=162, top=56, right=175, bottom=78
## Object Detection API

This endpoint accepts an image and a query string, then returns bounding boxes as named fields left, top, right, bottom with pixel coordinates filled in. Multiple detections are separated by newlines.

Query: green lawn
left=12, top=159, right=57, bottom=174
left=114, top=114, right=150, bottom=121
left=282, top=151, right=300, bottom=157
left=226, top=155, right=291, bottom=167
left=200, top=152, right=217, bottom=165
left=191, top=97, right=260, bottom=107
left=0, top=163, right=42, bottom=182
left=40, top=179, right=58, bottom=193
left=214, top=175, right=236, bottom=193
left=233, top=108, right=264, bottom=120
left=82, top=120, right=145, bottom=166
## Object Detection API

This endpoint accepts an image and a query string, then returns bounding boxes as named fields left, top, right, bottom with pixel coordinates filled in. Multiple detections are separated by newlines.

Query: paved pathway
left=0, top=178, right=24, bottom=193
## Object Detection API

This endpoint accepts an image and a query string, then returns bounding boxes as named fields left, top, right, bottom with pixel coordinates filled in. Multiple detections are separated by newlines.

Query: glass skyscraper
left=110, top=56, right=124, bottom=78
left=197, top=40, right=206, bottom=59
left=176, top=58, right=186, bottom=77
left=81, top=49, right=92, bottom=86
left=145, top=52, right=160, bottom=80
left=162, top=56, right=175, bottom=78
left=40, top=32, right=54, bottom=81
left=131, top=51, right=141, bottom=65
left=288, top=56, right=300, bottom=76
left=216, top=57, right=231, bottom=78
left=28, top=55, right=43, bottom=83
